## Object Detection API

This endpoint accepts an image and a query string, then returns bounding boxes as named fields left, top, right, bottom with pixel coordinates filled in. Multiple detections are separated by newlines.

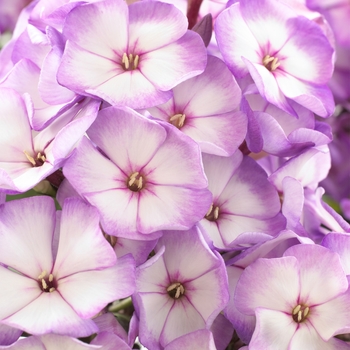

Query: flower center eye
left=262, top=54, right=280, bottom=71
left=127, top=171, right=144, bottom=192
left=167, top=282, right=185, bottom=299
left=38, top=270, right=57, bottom=293
left=169, top=113, right=186, bottom=129
left=292, top=304, right=310, bottom=323
left=24, top=151, right=46, bottom=167
left=122, top=53, right=140, bottom=71
left=205, top=204, right=220, bottom=221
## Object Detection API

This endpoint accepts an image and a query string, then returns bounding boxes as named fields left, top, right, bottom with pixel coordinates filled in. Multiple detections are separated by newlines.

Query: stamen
left=292, top=304, right=301, bottom=315
left=169, top=113, right=186, bottom=129
left=122, top=53, right=129, bottom=70
left=41, top=279, right=48, bottom=290
left=213, top=207, right=219, bottom=220
left=38, top=270, right=47, bottom=280
left=271, top=57, right=280, bottom=71
left=262, top=55, right=274, bottom=65
left=49, top=274, right=53, bottom=282
left=134, top=55, right=139, bottom=69
left=49, top=287, right=55, bottom=293
left=167, top=282, right=180, bottom=292
left=262, top=54, right=280, bottom=71
left=24, top=151, right=36, bottom=166
left=292, top=304, right=310, bottom=323
left=127, top=171, right=144, bottom=192
left=167, top=282, right=185, bottom=299
left=205, top=204, right=220, bottom=221
left=37, top=152, right=46, bottom=162
left=205, top=204, right=213, bottom=217
left=137, top=176, right=143, bottom=190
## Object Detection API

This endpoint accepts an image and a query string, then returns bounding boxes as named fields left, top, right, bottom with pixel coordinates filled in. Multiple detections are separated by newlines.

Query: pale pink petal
left=137, top=292, right=174, bottom=349
left=87, top=107, right=166, bottom=174
left=219, top=156, right=281, bottom=219
left=136, top=248, right=169, bottom=294
left=310, top=289, right=350, bottom=341
left=242, top=58, right=296, bottom=116
left=140, top=31, right=207, bottom=91
left=249, top=308, right=297, bottom=350
left=83, top=189, right=139, bottom=238
left=0, top=197, right=55, bottom=278
left=62, top=0, right=128, bottom=58
left=143, top=123, right=207, bottom=188
left=86, top=69, right=172, bottom=109
left=164, top=329, right=216, bottom=350
left=0, top=266, right=40, bottom=320
left=137, top=185, right=212, bottom=233
left=183, top=111, right=247, bottom=156
left=278, top=16, right=334, bottom=84
left=39, top=47, right=76, bottom=105
left=3, top=292, right=97, bottom=337
left=57, top=41, right=123, bottom=97
left=53, top=198, right=116, bottom=279
left=0, top=323, right=22, bottom=346
left=0, top=87, right=33, bottom=162
left=234, top=257, right=300, bottom=315
left=128, top=1, right=187, bottom=53
left=214, top=3, right=261, bottom=77
left=289, top=322, right=350, bottom=350
left=159, top=228, right=221, bottom=281
left=185, top=264, right=229, bottom=322
left=202, top=151, right=243, bottom=199
left=40, top=334, right=100, bottom=350
left=284, top=244, right=348, bottom=305
left=160, top=297, right=206, bottom=347
left=173, top=55, right=242, bottom=117
left=63, top=137, right=126, bottom=194
left=276, top=71, right=335, bottom=117
left=58, top=257, right=135, bottom=318
left=322, top=233, right=350, bottom=275
left=240, top=0, right=293, bottom=49
left=91, top=332, right=130, bottom=350
left=0, top=336, right=45, bottom=349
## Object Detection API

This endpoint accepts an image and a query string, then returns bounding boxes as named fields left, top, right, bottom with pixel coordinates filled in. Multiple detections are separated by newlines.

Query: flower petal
left=3, top=292, right=97, bottom=337
left=0, top=197, right=55, bottom=278
left=53, top=198, right=116, bottom=279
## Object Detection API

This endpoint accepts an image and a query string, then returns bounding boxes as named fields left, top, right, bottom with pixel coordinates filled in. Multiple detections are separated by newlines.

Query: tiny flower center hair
left=169, top=113, right=186, bottom=129
left=24, top=151, right=46, bottom=167
left=127, top=171, right=144, bottom=192
left=122, top=53, right=140, bottom=71
left=292, top=304, right=310, bottom=323
left=167, top=282, right=185, bottom=299
left=262, top=54, right=280, bottom=72
left=205, top=203, right=220, bottom=221
left=38, top=270, right=57, bottom=293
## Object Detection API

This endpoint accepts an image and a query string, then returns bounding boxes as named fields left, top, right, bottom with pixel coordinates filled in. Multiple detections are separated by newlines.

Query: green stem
left=108, top=297, right=133, bottom=313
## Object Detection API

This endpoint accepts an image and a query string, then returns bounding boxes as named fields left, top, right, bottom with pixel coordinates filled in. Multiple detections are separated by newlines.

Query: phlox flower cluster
left=0, top=0, right=349, bottom=349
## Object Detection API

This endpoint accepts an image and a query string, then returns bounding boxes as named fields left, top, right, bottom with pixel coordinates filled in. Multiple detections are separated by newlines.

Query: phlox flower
left=148, top=55, right=247, bottom=156
left=200, top=151, right=285, bottom=250
left=215, top=0, right=335, bottom=117
left=0, top=196, right=135, bottom=336
left=0, top=87, right=99, bottom=193
left=63, top=106, right=212, bottom=239
left=134, top=226, right=229, bottom=349
left=0, top=334, right=101, bottom=349
left=57, top=0, right=207, bottom=109
left=234, top=244, right=350, bottom=349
